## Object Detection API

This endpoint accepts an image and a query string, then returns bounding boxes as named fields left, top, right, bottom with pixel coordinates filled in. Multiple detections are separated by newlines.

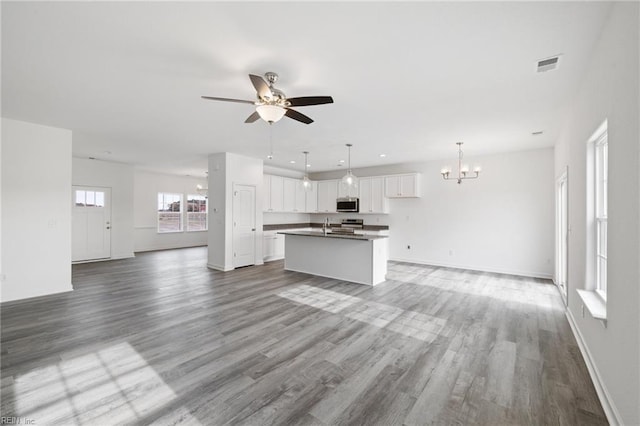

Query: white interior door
left=72, top=186, right=111, bottom=262
left=556, top=169, right=568, bottom=304
left=233, top=184, right=256, bottom=268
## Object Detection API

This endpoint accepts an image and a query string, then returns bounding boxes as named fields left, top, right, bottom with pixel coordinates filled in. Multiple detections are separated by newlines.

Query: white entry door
left=233, top=184, right=256, bottom=268
left=72, top=186, right=111, bottom=262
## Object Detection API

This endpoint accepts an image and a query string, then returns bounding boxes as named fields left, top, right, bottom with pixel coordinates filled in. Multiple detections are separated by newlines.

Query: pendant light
left=341, top=143, right=358, bottom=197
left=441, top=142, right=481, bottom=184
left=302, top=151, right=312, bottom=192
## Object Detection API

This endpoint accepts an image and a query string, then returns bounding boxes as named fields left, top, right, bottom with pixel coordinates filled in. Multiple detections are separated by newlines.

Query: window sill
left=576, top=289, right=607, bottom=325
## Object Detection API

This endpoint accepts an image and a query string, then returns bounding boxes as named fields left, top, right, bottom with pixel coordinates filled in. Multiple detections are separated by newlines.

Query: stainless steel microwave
left=336, top=198, right=359, bottom=212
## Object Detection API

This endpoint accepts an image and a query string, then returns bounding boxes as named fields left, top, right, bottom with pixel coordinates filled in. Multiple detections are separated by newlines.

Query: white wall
left=208, top=153, right=263, bottom=271
left=73, top=157, right=135, bottom=259
left=1, top=118, right=73, bottom=302
left=134, top=170, right=208, bottom=252
left=312, top=148, right=554, bottom=278
left=554, top=3, right=639, bottom=424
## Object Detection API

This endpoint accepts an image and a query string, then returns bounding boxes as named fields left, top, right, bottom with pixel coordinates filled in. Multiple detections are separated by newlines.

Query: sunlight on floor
left=278, top=285, right=446, bottom=342
left=386, top=266, right=559, bottom=311
left=11, top=342, right=201, bottom=425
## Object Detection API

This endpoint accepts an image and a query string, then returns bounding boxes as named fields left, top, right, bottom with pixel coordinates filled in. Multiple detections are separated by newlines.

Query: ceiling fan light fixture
left=256, top=104, right=286, bottom=123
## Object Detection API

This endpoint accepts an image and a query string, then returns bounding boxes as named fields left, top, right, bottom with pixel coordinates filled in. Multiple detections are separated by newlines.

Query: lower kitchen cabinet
left=263, top=231, right=285, bottom=262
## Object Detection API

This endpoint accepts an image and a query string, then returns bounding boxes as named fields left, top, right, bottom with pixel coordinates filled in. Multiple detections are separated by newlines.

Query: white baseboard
left=388, top=257, right=552, bottom=280
left=135, top=244, right=206, bottom=253
left=565, top=308, right=622, bottom=425
left=72, top=253, right=135, bottom=264
left=207, top=263, right=233, bottom=272
left=0, top=285, right=74, bottom=304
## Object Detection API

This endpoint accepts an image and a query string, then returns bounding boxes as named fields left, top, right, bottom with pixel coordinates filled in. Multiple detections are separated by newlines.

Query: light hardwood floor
left=1, top=247, right=606, bottom=425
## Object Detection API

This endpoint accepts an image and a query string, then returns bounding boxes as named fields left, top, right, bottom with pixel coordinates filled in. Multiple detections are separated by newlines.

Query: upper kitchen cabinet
left=359, top=177, right=389, bottom=213
left=317, top=180, right=338, bottom=213
left=385, top=173, right=421, bottom=198
left=263, top=174, right=284, bottom=212
left=305, top=181, right=318, bottom=213
left=282, top=177, right=309, bottom=213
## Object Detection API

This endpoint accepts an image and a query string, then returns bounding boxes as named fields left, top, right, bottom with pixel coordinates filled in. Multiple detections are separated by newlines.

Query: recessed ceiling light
left=306, top=164, right=311, bottom=168
left=532, top=131, right=544, bottom=136
left=267, top=155, right=273, bottom=160
left=289, top=160, right=296, bottom=164
left=339, top=159, right=345, bottom=163
left=379, top=154, right=386, bottom=158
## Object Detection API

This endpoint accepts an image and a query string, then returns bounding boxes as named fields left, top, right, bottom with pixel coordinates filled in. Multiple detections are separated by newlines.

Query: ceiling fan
left=201, top=72, right=333, bottom=125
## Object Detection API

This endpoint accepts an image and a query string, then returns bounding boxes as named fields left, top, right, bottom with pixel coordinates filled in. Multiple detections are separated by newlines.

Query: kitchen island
left=278, top=231, right=389, bottom=286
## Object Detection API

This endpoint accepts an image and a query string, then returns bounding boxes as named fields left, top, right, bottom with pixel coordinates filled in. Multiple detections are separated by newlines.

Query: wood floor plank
left=0, top=247, right=607, bottom=425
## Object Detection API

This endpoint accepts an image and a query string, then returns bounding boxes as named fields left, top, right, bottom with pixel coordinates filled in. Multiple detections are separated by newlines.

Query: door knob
left=106, top=226, right=111, bottom=229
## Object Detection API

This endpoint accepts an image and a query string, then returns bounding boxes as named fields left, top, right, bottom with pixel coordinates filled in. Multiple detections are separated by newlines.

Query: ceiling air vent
left=536, top=55, right=561, bottom=73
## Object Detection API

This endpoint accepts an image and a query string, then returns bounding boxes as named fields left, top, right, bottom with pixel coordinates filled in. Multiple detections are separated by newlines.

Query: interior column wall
left=208, top=152, right=264, bottom=271
left=1, top=118, right=73, bottom=302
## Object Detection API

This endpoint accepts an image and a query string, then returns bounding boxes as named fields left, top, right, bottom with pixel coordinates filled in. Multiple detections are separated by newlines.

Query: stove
left=330, top=219, right=364, bottom=234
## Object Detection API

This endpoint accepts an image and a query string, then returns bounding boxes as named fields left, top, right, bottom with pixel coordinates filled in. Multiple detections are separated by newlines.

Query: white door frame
left=555, top=167, right=569, bottom=305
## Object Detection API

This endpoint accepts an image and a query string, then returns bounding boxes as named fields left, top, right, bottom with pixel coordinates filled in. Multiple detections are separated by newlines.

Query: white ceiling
left=2, top=2, right=612, bottom=176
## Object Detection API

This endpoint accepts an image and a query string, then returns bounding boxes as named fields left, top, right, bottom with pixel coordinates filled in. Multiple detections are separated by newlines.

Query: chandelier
left=441, top=142, right=481, bottom=184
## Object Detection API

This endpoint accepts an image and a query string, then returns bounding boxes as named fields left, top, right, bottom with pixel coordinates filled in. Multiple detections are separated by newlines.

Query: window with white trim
left=186, top=194, right=207, bottom=232
left=157, top=192, right=182, bottom=233
left=594, top=131, right=608, bottom=300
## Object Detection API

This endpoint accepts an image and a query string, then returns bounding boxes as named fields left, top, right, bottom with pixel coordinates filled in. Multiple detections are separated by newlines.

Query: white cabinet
left=385, top=173, right=421, bottom=198
left=283, top=178, right=309, bottom=213
left=282, top=178, right=296, bottom=212
left=305, top=181, right=318, bottom=213
left=317, top=180, right=338, bottom=213
left=294, top=181, right=306, bottom=213
left=264, top=175, right=284, bottom=211
left=263, top=231, right=285, bottom=262
left=359, top=176, right=388, bottom=213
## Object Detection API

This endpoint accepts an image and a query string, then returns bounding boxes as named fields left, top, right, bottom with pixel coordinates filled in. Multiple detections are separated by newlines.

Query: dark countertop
left=277, top=230, right=389, bottom=241
left=264, top=223, right=389, bottom=231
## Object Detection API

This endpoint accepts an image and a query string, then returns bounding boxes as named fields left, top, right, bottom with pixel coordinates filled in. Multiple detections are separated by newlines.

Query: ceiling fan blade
left=244, top=111, right=260, bottom=123
left=201, top=96, right=254, bottom=105
left=249, top=74, right=272, bottom=100
left=287, top=96, right=334, bottom=107
left=285, top=108, right=314, bottom=124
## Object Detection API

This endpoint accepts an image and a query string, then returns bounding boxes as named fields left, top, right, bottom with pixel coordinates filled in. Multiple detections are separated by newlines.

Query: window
left=75, top=190, right=105, bottom=207
left=186, top=194, right=207, bottom=232
left=157, top=192, right=182, bottom=233
left=594, top=131, right=608, bottom=300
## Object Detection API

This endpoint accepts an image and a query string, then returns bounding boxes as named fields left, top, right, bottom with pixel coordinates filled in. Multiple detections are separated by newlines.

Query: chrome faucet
left=322, top=217, right=330, bottom=235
